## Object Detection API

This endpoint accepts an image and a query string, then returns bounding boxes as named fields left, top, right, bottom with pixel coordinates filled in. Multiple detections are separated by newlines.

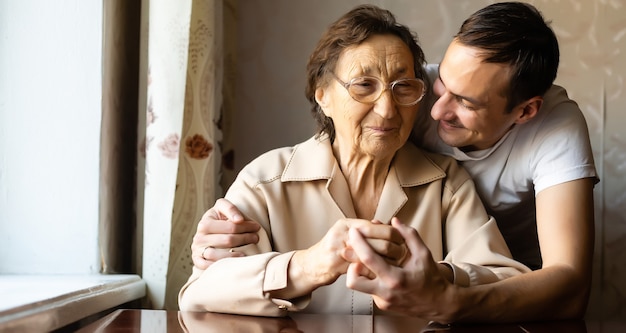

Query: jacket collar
left=281, top=135, right=446, bottom=187
left=282, top=135, right=446, bottom=221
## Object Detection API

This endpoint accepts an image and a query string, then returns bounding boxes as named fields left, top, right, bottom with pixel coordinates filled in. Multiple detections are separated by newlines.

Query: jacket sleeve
left=178, top=248, right=310, bottom=316
left=440, top=166, right=531, bottom=286
left=178, top=155, right=312, bottom=316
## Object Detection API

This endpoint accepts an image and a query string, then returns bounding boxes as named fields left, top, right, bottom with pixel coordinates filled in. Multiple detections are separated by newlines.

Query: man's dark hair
left=456, top=2, right=560, bottom=112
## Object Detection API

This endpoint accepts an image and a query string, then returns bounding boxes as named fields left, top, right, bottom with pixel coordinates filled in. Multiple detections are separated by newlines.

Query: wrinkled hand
left=296, top=218, right=408, bottom=286
left=192, top=198, right=262, bottom=269
left=345, top=217, right=455, bottom=319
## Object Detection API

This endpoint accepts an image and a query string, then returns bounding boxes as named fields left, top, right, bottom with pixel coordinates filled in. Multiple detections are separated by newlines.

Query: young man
left=189, top=2, right=598, bottom=322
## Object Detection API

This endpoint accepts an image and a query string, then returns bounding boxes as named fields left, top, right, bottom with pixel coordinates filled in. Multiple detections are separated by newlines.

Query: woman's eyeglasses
left=332, top=74, right=426, bottom=106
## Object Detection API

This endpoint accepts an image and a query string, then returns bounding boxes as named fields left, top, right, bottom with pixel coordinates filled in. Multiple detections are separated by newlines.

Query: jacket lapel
left=375, top=144, right=446, bottom=223
left=281, top=136, right=356, bottom=218
left=281, top=136, right=446, bottom=222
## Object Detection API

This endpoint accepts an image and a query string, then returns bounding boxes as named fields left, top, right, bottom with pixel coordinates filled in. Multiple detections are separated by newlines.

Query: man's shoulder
left=424, top=63, right=439, bottom=81
left=540, top=84, right=584, bottom=118
left=520, top=84, right=589, bottom=138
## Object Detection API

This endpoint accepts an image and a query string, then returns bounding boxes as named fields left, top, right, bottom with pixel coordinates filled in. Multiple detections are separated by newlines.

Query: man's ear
left=315, top=87, right=331, bottom=117
left=514, top=96, right=542, bottom=124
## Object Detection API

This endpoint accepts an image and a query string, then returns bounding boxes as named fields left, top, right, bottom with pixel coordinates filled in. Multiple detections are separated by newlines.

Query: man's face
left=430, top=39, right=522, bottom=151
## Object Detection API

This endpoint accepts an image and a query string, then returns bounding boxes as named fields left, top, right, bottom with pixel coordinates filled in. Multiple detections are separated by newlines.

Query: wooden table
left=76, top=309, right=624, bottom=332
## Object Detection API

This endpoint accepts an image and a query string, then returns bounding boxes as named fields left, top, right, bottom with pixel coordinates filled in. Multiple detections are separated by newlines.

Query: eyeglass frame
left=331, top=73, right=427, bottom=106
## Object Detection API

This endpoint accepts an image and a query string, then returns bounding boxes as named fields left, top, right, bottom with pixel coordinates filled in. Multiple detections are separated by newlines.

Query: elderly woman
left=178, top=5, right=528, bottom=317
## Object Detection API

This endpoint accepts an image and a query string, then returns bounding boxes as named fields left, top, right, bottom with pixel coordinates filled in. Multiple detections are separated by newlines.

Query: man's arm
left=521, top=178, right=595, bottom=318
left=345, top=178, right=594, bottom=323
left=452, top=178, right=595, bottom=322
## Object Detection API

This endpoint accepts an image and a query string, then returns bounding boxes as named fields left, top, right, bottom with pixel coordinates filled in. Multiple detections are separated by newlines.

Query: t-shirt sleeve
left=529, top=85, right=599, bottom=194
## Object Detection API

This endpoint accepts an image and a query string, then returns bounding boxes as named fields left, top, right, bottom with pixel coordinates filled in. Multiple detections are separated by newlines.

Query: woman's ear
left=514, top=96, right=542, bottom=125
left=315, top=87, right=331, bottom=117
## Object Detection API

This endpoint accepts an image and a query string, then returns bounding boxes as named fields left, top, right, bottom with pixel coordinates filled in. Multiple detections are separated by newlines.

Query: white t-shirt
left=413, top=64, right=599, bottom=269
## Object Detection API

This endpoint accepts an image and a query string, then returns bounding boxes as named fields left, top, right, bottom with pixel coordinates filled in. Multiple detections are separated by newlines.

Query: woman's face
left=316, top=34, right=420, bottom=160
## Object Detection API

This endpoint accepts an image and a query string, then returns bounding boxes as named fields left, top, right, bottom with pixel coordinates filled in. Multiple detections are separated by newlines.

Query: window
left=0, top=1, right=144, bottom=331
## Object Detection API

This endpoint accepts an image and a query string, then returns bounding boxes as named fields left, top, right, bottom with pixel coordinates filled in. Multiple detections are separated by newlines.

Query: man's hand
left=192, top=198, right=262, bottom=269
left=345, top=217, right=455, bottom=320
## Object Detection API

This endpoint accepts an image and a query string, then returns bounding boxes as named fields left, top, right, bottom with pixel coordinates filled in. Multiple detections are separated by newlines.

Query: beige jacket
left=179, top=136, right=529, bottom=316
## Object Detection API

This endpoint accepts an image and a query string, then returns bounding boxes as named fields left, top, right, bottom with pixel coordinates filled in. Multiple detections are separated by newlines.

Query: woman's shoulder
left=237, top=136, right=326, bottom=184
left=238, top=145, right=298, bottom=183
left=401, top=144, right=473, bottom=192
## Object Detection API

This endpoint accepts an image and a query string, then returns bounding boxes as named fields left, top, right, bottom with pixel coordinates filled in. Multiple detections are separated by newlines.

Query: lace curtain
left=101, top=0, right=227, bottom=310
left=139, top=0, right=225, bottom=309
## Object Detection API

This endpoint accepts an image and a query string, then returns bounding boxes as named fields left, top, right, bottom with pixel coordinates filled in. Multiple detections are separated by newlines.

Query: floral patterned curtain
left=137, top=0, right=224, bottom=309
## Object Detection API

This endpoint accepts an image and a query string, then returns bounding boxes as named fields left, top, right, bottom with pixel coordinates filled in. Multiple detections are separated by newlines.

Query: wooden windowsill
left=0, top=274, right=145, bottom=332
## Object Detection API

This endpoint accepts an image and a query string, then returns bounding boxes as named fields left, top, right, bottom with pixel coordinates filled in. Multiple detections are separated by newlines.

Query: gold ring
left=201, top=246, right=211, bottom=260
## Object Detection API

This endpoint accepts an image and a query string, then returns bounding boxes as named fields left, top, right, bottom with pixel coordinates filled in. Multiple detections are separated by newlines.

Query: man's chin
left=437, top=127, right=467, bottom=148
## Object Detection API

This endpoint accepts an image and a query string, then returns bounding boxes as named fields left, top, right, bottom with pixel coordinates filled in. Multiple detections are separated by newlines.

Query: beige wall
left=229, top=0, right=626, bottom=319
